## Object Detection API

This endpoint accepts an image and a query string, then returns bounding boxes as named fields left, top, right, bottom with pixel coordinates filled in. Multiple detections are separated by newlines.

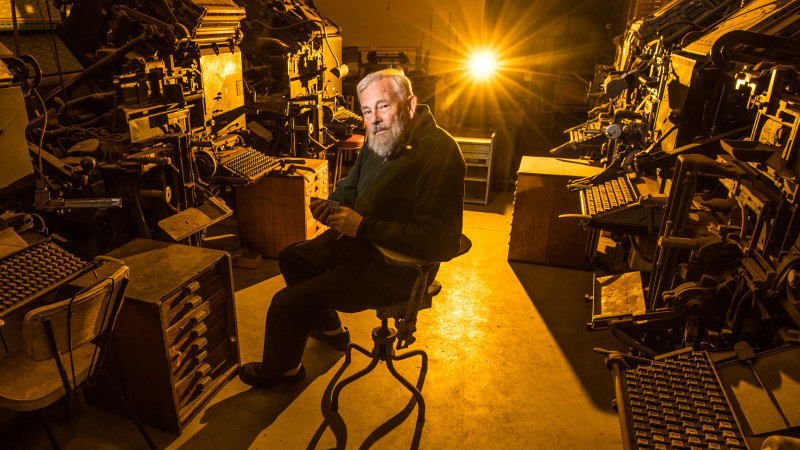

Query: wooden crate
left=508, top=156, right=601, bottom=270
left=98, top=239, right=239, bottom=435
left=235, top=159, right=328, bottom=258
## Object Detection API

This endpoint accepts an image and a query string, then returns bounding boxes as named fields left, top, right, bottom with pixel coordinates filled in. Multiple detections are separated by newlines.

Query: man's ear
left=407, top=95, right=418, bottom=119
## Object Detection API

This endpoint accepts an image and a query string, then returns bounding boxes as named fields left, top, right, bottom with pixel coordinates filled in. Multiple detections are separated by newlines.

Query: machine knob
left=80, top=157, right=97, bottom=173
left=604, top=123, right=623, bottom=140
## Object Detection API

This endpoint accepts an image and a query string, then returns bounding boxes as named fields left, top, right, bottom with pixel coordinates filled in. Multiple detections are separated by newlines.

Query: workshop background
left=2, top=0, right=800, bottom=449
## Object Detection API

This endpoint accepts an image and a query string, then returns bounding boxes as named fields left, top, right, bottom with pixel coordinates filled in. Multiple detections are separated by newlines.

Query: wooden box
left=236, top=159, right=328, bottom=258
left=103, top=239, right=239, bottom=435
left=508, top=156, right=601, bottom=269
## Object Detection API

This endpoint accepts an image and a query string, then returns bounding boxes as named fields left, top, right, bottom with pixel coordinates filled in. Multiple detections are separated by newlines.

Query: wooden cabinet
left=235, top=158, right=328, bottom=258
left=103, top=239, right=239, bottom=435
left=453, top=129, right=495, bottom=205
left=508, top=156, right=601, bottom=270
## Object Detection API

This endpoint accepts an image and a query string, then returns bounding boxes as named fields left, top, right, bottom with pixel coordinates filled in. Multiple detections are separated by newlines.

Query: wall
left=314, top=0, right=486, bottom=82
left=314, top=0, right=623, bottom=185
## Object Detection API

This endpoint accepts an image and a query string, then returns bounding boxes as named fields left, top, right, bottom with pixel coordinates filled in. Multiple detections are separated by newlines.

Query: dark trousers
left=259, top=229, right=419, bottom=376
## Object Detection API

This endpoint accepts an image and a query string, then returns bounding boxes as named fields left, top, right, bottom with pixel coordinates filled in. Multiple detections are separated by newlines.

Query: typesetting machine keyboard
left=620, top=350, right=747, bottom=450
left=582, top=175, right=639, bottom=216
left=0, top=240, right=89, bottom=317
left=219, top=148, right=281, bottom=181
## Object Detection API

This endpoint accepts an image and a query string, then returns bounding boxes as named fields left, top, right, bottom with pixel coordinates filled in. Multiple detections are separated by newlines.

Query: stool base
left=318, top=319, right=428, bottom=449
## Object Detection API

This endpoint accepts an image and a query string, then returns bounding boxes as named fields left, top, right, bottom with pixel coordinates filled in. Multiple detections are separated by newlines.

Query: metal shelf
left=452, top=128, right=495, bottom=205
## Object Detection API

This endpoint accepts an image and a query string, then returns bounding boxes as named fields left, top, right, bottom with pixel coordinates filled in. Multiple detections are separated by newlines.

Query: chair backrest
left=22, top=265, right=129, bottom=361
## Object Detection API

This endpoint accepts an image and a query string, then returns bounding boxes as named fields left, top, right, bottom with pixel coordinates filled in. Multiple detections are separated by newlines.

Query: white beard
left=369, top=114, right=408, bottom=158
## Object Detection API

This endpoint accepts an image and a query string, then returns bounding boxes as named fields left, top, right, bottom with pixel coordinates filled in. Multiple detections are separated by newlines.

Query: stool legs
left=334, top=148, right=344, bottom=184
left=330, top=345, right=378, bottom=411
left=387, top=349, right=428, bottom=423
left=319, top=319, right=428, bottom=449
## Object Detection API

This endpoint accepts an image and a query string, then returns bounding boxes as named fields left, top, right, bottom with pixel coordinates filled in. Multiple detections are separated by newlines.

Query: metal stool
left=332, top=134, right=363, bottom=184
left=318, top=235, right=471, bottom=449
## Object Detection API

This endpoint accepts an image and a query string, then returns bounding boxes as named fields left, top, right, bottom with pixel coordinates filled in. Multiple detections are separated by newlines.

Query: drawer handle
left=190, top=337, right=207, bottom=352
left=196, top=363, right=211, bottom=377
left=189, top=309, right=207, bottom=325
left=184, top=295, right=203, bottom=310
left=192, top=350, right=208, bottom=365
left=190, top=323, right=208, bottom=339
left=185, top=281, right=201, bottom=294
left=196, top=376, right=212, bottom=392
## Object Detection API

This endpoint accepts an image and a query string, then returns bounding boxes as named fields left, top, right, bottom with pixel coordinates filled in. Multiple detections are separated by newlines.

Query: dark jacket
left=329, top=104, right=465, bottom=262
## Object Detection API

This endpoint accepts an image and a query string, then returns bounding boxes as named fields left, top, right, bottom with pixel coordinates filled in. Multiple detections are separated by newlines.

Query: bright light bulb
left=470, top=53, right=496, bottom=79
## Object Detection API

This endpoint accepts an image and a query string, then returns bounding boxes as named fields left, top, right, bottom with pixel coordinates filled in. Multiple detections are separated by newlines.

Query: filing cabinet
left=236, top=158, right=328, bottom=258
left=104, top=239, right=239, bottom=435
left=452, top=129, right=495, bottom=205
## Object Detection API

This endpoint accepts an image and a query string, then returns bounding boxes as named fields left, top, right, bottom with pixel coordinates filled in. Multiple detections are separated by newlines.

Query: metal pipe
left=611, top=361, right=634, bottom=450
left=44, top=32, right=149, bottom=103
left=660, top=236, right=698, bottom=250
left=10, top=0, right=20, bottom=56
left=711, top=30, right=800, bottom=67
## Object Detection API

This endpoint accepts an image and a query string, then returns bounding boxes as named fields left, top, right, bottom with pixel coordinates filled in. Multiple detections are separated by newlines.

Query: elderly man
left=240, top=68, right=465, bottom=387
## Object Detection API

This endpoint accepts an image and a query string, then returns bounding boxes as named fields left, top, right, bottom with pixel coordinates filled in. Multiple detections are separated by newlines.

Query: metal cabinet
left=453, top=129, right=495, bottom=205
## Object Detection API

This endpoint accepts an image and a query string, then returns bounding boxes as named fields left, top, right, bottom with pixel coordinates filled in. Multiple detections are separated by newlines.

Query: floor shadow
left=510, top=261, right=626, bottom=409
left=175, top=345, right=344, bottom=450
left=464, top=190, right=513, bottom=215
left=232, top=259, right=281, bottom=291
left=204, top=219, right=282, bottom=291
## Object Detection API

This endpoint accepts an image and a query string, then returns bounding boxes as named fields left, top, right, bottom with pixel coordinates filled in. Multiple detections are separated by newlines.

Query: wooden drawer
left=177, top=342, right=232, bottom=412
left=165, top=303, right=210, bottom=350
left=103, top=239, right=239, bottom=435
left=163, top=268, right=224, bottom=325
left=460, top=143, right=491, bottom=166
left=178, top=357, right=234, bottom=423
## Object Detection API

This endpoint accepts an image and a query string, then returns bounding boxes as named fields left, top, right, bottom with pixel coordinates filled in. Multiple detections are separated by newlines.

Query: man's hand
left=328, top=207, right=363, bottom=238
left=310, top=198, right=333, bottom=225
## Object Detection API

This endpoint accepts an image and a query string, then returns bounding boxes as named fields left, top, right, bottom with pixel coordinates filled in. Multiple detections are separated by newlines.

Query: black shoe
left=309, top=327, right=350, bottom=351
left=238, top=362, right=306, bottom=388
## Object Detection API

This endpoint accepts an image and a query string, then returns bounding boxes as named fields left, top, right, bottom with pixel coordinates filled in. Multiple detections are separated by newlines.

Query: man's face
left=359, top=78, right=417, bottom=158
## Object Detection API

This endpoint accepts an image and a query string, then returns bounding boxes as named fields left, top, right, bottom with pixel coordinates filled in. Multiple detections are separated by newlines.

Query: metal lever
left=395, top=318, right=417, bottom=349
left=734, top=341, right=791, bottom=428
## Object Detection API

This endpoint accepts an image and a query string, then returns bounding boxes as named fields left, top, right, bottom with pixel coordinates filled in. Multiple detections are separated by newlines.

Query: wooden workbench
left=508, top=156, right=601, bottom=269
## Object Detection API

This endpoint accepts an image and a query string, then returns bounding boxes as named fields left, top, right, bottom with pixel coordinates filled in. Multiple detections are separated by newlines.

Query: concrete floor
left=1, top=192, right=627, bottom=449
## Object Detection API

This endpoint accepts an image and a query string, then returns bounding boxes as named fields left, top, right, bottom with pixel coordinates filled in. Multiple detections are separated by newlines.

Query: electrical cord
left=66, top=275, right=115, bottom=389
left=33, top=88, right=47, bottom=188
left=629, top=236, right=654, bottom=264
left=0, top=325, right=8, bottom=354
left=43, top=0, right=67, bottom=103
left=317, top=20, right=341, bottom=67
left=250, top=18, right=318, bottom=31
left=249, top=18, right=341, bottom=67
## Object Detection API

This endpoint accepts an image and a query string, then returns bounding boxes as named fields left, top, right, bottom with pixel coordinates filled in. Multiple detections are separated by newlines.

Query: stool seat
left=374, top=235, right=472, bottom=266
left=335, top=134, right=364, bottom=149
left=373, top=243, right=435, bottom=267
left=333, top=134, right=364, bottom=183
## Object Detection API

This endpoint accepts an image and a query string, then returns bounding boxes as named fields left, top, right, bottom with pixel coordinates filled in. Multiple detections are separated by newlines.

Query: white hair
left=357, top=68, right=413, bottom=101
